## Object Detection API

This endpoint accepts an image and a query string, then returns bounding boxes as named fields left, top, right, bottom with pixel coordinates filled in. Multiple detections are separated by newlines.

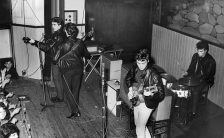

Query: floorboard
left=5, top=72, right=224, bottom=138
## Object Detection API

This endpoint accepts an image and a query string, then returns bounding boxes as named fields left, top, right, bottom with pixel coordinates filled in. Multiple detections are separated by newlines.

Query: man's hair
left=196, top=40, right=209, bottom=51
left=1, top=123, right=20, bottom=137
left=4, top=59, right=13, bottom=65
left=51, top=17, right=64, bottom=27
left=64, top=23, right=79, bottom=37
left=135, top=49, right=150, bottom=61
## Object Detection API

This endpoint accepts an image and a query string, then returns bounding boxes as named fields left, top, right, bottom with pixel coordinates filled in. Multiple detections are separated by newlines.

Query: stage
left=6, top=71, right=224, bottom=138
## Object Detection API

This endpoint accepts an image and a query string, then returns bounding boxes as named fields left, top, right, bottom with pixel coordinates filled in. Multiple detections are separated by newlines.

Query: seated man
left=0, top=59, right=19, bottom=96
left=182, top=40, right=216, bottom=118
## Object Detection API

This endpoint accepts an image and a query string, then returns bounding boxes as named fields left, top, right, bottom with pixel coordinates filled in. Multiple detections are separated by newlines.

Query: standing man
left=125, top=49, right=165, bottom=138
left=23, top=17, right=66, bottom=103
left=182, top=40, right=216, bottom=119
left=55, top=23, right=90, bottom=119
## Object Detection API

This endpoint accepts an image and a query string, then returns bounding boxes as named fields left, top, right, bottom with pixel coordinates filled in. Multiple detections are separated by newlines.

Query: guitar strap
left=57, top=39, right=81, bottom=61
left=143, top=69, right=150, bottom=86
left=138, top=69, right=150, bottom=91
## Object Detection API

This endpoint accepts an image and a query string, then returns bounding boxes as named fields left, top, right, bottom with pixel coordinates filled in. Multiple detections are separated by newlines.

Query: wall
left=0, top=29, right=12, bottom=58
left=0, top=0, right=12, bottom=27
left=85, top=0, right=153, bottom=63
left=163, top=0, right=224, bottom=47
left=12, top=26, right=44, bottom=79
left=151, top=24, right=224, bottom=109
left=11, top=0, right=45, bottom=79
left=11, top=0, right=44, bottom=26
left=65, top=0, right=85, bottom=38
left=65, top=0, right=85, bottom=24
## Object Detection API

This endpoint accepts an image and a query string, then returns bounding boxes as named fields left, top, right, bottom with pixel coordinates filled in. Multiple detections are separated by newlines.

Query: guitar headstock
left=87, top=30, right=94, bottom=38
left=81, top=30, right=94, bottom=41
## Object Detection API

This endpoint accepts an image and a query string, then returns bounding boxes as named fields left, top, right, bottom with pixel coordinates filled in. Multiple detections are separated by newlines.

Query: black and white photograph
left=0, top=0, right=223, bottom=138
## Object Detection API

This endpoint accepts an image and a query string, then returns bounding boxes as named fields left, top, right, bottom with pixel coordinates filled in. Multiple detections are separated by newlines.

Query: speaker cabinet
left=102, top=53, right=122, bottom=116
left=101, top=53, right=122, bottom=81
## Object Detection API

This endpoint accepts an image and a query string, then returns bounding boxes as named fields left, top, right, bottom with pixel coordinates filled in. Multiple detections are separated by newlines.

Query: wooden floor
left=6, top=72, right=224, bottom=138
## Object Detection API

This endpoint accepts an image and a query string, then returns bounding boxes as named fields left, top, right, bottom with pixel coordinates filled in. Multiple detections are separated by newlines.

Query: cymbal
left=178, top=76, right=201, bottom=86
left=160, top=73, right=177, bottom=83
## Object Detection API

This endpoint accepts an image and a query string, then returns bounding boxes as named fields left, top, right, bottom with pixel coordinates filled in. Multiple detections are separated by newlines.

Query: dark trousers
left=191, top=82, right=208, bottom=113
left=52, top=65, right=63, bottom=99
left=62, top=69, right=83, bottom=113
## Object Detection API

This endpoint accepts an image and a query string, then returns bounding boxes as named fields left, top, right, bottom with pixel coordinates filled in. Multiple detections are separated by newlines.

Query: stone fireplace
left=167, top=0, right=224, bottom=46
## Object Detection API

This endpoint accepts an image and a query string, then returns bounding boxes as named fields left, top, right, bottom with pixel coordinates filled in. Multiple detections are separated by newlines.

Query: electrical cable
left=21, top=0, right=44, bottom=74
left=22, top=0, right=30, bottom=72
left=25, top=66, right=40, bottom=77
left=62, top=74, right=102, bottom=118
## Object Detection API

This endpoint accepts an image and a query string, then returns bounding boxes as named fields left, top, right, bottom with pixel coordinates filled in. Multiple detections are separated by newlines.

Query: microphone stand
left=38, top=36, right=54, bottom=112
left=101, top=63, right=107, bottom=138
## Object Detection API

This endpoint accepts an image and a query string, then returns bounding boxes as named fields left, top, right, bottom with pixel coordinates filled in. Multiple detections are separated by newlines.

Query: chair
left=147, top=96, right=172, bottom=138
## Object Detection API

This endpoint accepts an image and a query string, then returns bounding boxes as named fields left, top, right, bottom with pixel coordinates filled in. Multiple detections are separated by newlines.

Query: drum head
left=171, top=82, right=188, bottom=90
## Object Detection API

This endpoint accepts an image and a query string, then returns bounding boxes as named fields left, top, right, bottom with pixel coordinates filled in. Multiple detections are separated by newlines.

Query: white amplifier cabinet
left=101, top=53, right=122, bottom=81
left=102, top=53, right=122, bottom=116
left=106, top=80, right=121, bottom=116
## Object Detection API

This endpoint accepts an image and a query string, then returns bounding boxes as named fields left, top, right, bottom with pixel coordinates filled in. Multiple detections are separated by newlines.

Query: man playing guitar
left=125, top=49, right=164, bottom=138
left=23, top=17, right=66, bottom=103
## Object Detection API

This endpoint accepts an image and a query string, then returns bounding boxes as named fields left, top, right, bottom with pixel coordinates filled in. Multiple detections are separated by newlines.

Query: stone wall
left=168, top=0, right=224, bottom=45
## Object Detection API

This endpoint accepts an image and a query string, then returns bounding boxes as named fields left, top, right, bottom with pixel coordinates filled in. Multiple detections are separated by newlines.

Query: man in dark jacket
left=125, top=49, right=164, bottom=138
left=24, top=17, right=66, bottom=103
left=182, top=40, right=216, bottom=118
left=55, top=23, right=90, bottom=119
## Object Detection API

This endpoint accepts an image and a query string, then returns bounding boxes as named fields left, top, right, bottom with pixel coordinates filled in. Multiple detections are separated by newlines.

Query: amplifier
left=101, top=53, right=122, bottom=81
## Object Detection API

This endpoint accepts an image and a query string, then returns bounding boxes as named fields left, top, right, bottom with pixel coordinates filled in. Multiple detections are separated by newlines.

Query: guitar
left=23, top=30, right=94, bottom=45
left=130, top=84, right=158, bottom=107
left=81, top=29, right=94, bottom=42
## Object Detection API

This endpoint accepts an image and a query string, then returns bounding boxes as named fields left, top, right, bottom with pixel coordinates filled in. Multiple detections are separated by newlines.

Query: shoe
left=66, top=111, right=81, bottom=119
left=51, top=97, right=63, bottom=103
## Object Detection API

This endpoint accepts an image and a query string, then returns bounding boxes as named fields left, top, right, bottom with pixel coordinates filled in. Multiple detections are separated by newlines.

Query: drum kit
left=160, top=73, right=201, bottom=98
left=160, top=73, right=202, bottom=125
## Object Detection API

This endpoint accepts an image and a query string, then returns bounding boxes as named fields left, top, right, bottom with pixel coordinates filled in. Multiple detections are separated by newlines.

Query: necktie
left=195, top=58, right=202, bottom=76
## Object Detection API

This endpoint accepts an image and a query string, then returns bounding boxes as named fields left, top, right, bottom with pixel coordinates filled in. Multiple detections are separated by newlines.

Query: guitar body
left=130, top=84, right=158, bottom=107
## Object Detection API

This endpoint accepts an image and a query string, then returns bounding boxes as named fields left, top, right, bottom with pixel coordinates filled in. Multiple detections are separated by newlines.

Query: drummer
left=182, top=40, right=216, bottom=119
